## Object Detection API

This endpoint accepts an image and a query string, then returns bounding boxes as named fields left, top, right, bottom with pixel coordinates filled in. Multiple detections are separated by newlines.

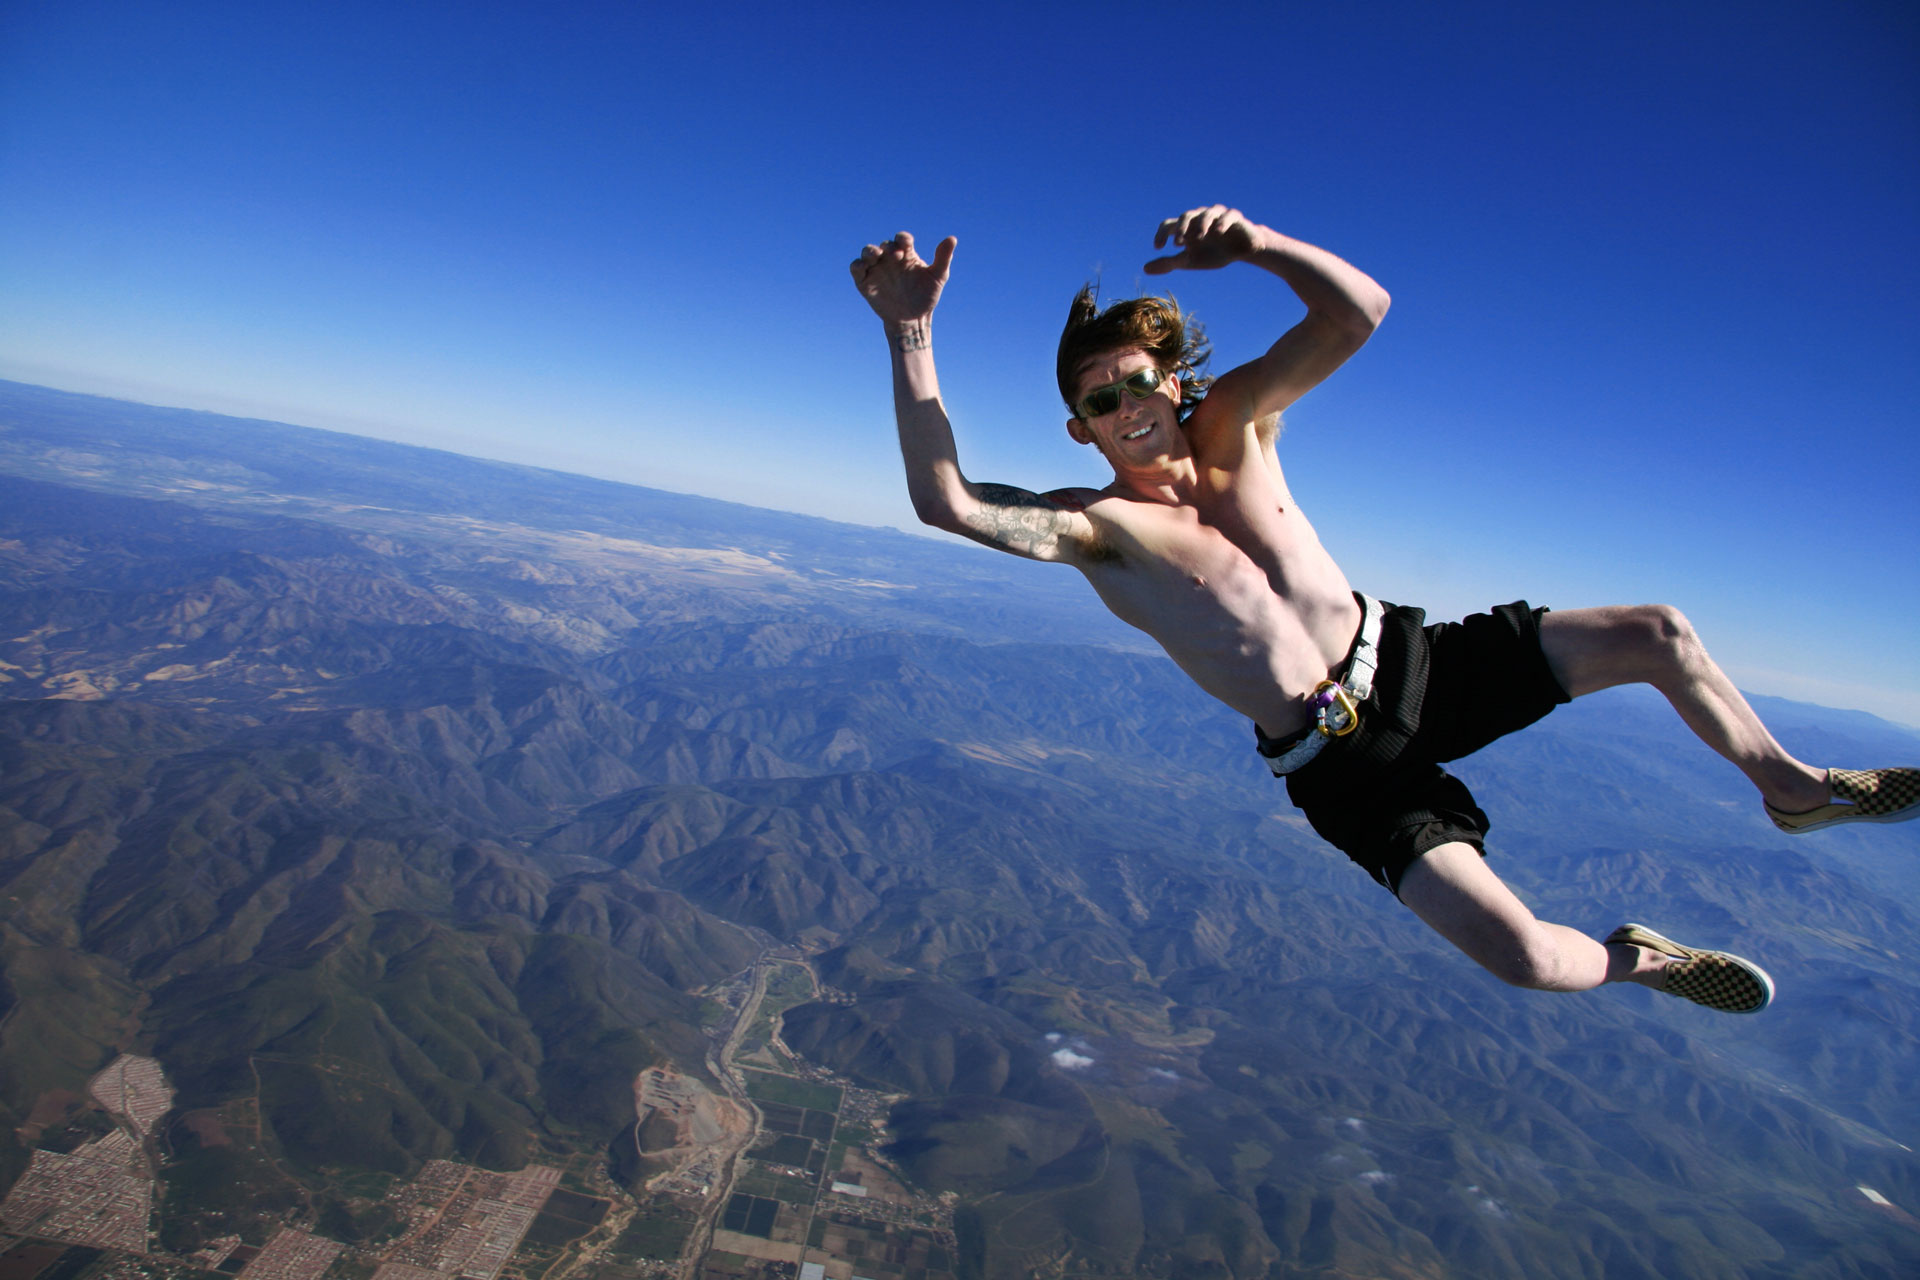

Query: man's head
left=1056, top=286, right=1213, bottom=426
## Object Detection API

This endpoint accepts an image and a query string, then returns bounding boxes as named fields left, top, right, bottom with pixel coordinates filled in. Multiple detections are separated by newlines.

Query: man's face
left=1066, top=348, right=1183, bottom=469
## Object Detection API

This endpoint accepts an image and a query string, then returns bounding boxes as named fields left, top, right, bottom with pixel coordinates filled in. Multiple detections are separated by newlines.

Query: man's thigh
left=1538, top=604, right=1680, bottom=699
left=1396, top=842, right=1546, bottom=970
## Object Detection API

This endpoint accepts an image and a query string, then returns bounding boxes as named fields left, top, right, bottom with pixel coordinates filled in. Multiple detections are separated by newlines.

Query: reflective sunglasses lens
left=1078, top=369, right=1162, bottom=419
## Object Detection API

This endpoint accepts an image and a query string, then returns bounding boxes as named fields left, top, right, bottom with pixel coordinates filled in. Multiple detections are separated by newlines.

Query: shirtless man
left=849, top=205, right=1919, bottom=1014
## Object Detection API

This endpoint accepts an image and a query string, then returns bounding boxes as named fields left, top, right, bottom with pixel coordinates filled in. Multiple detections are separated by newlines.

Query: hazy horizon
left=3, top=0, right=1915, bottom=727
left=9, top=371, right=1920, bottom=734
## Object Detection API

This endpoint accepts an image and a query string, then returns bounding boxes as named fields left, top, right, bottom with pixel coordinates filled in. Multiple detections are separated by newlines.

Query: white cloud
left=1050, top=1048, right=1094, bottom=1070
left=1465, top=1186, right=1510, bottom=1219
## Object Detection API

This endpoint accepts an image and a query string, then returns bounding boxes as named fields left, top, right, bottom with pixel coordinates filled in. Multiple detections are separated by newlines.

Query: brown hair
left=1056, top=285, right=1213, bottom=423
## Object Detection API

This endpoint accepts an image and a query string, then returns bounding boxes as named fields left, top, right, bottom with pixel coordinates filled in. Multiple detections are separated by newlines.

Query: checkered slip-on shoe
left=1605, top=923, right=1775, bottom=1014
left=1766, top=767, right=1920, bottom=833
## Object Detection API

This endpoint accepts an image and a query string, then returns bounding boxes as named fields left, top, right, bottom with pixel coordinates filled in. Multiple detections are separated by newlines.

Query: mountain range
left=1, top=379, right=1917, bottom=1279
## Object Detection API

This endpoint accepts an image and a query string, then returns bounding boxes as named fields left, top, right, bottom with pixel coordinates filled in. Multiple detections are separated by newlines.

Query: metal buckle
left=1312, top=679, right=1360, bottom=737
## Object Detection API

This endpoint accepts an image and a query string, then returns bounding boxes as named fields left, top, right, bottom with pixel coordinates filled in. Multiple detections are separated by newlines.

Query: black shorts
left=1269, top=600, right=1570, bottom=896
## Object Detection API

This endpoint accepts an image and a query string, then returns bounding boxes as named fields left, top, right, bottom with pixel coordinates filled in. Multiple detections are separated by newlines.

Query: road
left=675, top=951, right=777, bottom=1277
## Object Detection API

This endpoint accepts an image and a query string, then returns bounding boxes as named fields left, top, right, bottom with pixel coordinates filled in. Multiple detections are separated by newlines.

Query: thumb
left=1141, top=252, right=1183, bottom=275
left=931, top=235, right=958, bottom=279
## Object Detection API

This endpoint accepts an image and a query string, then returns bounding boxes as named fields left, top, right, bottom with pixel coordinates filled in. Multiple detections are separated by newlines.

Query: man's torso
left=1062, top=457, right=1360, bottom=737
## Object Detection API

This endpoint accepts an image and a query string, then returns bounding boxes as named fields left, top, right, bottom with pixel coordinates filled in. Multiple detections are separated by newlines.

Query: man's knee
left=1620, top=603, right=1700, bottom=681
left=1542, top=603, right=1705, bottom=698
left=1478, top=930, right=1568, bottom=990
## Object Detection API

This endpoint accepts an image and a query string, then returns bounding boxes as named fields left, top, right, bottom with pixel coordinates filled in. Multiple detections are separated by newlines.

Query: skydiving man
left=849, top=205, right=1919, bottom=1014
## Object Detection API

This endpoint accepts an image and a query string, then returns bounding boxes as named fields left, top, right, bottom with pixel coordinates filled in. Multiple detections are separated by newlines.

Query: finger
left=1141, top=252, right=1184, bottom=275
left=1154, top=216, right=1180, bottom=249
left=929, top=234, right=957, bottom=280
left=892, top=231, right=916, bottom=254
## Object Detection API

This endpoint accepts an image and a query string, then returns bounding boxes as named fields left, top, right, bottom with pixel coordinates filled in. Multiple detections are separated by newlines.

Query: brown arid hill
left=2, top=380, right=1918, bottom=1278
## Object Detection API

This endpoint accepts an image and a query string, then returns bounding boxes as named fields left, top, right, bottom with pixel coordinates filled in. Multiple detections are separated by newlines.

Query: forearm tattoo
left=966, top=484, right=1082, bottom=557
left=893, top=321, right=931, bottom=353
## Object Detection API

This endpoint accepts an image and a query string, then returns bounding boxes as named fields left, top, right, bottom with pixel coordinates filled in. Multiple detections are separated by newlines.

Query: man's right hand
left=850, top=231, right=957, bottom=326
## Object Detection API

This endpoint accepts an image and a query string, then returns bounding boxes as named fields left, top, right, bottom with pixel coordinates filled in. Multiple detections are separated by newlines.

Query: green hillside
left=2, top=385, right=1918, bottom=1278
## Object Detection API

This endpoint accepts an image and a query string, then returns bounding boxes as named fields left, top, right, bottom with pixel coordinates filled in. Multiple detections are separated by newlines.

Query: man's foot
left=1766, top=767, right=1920, bottom=833
left=1605, top=923, right=1775, bottom=1014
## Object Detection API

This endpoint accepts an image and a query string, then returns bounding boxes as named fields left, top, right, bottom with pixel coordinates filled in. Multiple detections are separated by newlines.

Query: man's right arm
left=855, top=233, right=1096, bottom=564
left=1145, top=207, right=1389, bottom=468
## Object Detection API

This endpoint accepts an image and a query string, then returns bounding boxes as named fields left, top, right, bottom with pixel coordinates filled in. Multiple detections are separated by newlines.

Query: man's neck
left=1104, top=458, right=1200, bottom=507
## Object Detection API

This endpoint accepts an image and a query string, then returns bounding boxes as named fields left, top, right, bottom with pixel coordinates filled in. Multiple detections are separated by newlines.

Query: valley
left=2, top=381, right=1918, bottom=1278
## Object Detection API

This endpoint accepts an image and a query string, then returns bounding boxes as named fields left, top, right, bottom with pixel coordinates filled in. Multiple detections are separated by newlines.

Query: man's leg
left=1398, top=842, right=1772, bottom=1010
left=1538, top=605, right=1829, bottom=814
left=1396, top=842, right=1660, bottom=992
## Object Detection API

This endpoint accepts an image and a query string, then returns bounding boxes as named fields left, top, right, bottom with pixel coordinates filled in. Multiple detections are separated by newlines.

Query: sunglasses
left=1074, top=367, right=1167, bottom=420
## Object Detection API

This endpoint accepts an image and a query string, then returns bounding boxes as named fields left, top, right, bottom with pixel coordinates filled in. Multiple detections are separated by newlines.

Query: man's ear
left=1169, top=375, right=1181, bottom=404
left=1066, top=417, right=1094, bottom=445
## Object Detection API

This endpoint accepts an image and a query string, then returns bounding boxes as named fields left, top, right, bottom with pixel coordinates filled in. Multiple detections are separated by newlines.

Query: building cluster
left=186, top=1234, right=245, bottom=1269
left=236, top=1227, right=344, bottom=1280
left=87, top=1055, right=175, bottom=1141
left=0, top=1142, right=153, bottom=1252
left=2, top=1047, right=626, bottom=1280
left=653, top=1153, right=723, bottom=1200
left=0, top=1058, right=170, bottom=1254
left=830, top=1088, right=892, bottom=1134
left=822, top=1189, right=952, bottom=1237
left=374, top=1161, right=560, bottom=1280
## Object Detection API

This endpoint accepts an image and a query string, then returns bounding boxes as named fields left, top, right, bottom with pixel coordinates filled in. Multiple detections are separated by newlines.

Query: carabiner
left=1311, top=679, right=1360, bottom=738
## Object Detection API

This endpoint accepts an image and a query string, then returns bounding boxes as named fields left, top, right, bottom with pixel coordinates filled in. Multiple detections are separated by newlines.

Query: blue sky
left=2, top=1, right=1916, bottom=724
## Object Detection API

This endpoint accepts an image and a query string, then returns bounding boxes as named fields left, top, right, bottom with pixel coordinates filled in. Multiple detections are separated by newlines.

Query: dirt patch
left=16, top=1091, right=84, bottom=1143
left=831, top=1150, right=911, bottom=1203
left=176, top=1109, right=233, bottom=1148
left=633, top=1068, right=747, bottom=1156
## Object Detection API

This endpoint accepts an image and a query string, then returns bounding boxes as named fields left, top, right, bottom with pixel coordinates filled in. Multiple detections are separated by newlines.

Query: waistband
left=1258, top=592, right=1383, bottom=777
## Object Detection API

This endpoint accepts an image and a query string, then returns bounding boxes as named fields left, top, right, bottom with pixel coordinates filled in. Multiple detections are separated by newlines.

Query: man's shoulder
left=1033, top=486, right=1136, bottom=565
left=1039, top=485, right=1108, bottom=512
left=1183, top=367, right=1277, bottom=460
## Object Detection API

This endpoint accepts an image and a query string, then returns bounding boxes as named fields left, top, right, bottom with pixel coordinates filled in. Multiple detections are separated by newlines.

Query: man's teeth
left=1123, top=425, right=1152, bottom=440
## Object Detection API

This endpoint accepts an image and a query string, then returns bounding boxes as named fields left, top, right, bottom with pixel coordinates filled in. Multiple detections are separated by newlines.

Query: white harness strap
left=1342, top=593, right=1382, bottom=702
left=1261, top=593, right=1384, bottom=777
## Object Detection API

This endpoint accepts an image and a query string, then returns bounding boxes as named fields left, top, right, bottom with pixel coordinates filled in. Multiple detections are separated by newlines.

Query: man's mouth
left=1122, top=424, right=1153, bottom=441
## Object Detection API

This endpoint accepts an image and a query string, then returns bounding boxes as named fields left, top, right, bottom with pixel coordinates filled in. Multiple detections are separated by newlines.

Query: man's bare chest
left=1079, top=504, right=1293, bottom=622
left=1096, top=491, right=1303, bottom=580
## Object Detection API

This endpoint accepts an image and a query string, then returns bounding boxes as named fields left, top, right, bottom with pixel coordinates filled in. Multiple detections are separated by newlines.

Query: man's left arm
left=1145, top=206, right=1389, bottom=458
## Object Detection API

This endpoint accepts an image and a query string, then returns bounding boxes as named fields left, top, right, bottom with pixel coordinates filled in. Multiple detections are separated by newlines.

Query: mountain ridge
left=2, top=382, right=1917, bottom=1278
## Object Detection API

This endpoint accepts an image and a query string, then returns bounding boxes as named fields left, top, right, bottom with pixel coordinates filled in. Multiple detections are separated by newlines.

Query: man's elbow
left=1350, top=285, right=1391, bottom=336
left=909, top=491, right=969, bottom=535
left=1364, top=285, right=1391, bottom=328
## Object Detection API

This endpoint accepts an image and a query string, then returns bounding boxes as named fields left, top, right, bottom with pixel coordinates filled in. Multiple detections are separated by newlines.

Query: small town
left=1, top=953, right=958, bottom=1280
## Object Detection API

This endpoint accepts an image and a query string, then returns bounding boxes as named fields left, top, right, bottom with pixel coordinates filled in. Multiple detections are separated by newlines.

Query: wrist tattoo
left=893, top=322, right=930, bottom=353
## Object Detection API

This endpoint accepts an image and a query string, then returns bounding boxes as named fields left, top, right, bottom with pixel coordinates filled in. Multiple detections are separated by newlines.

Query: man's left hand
left=1144, top=205, right=1264, bottom=274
